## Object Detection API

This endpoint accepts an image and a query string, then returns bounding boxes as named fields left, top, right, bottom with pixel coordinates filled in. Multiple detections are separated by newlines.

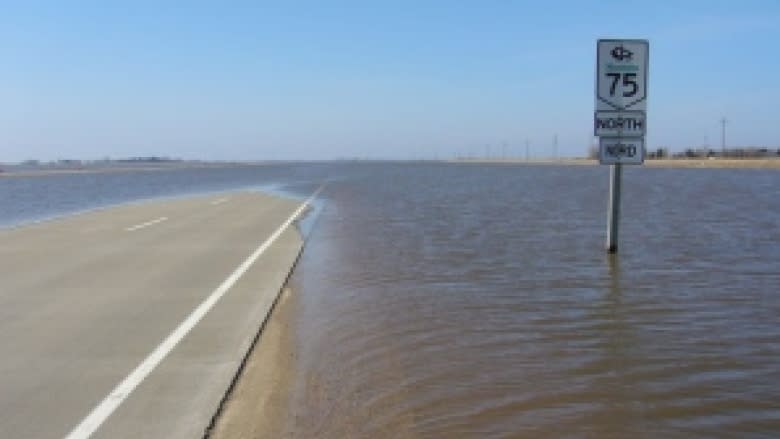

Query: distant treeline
left=114, top=157, right=181, bottom=163
left=648, top=147, right=780, bottom=159
left=588, top=146, right=779, bottom=160
left=17, top=157, right=182, bottom=166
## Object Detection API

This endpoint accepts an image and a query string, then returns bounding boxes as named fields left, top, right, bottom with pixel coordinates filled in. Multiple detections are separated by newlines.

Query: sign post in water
left=595, top=39, right=649, bottom=252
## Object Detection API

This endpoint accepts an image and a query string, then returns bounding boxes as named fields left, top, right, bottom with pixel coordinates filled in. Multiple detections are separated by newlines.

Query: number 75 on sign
left=596, top=40, right=649, bottom=112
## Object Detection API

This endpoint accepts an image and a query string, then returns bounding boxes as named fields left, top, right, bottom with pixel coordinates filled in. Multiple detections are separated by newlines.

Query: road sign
left=599, top=137, right=644, bottom=165
left=595, top=38, right=649, bottom=167
left=596, top=40, right=648, bottom=112
left=596, top=39, right=650, bottom=253
left=594, top=110, right=646, bottom=137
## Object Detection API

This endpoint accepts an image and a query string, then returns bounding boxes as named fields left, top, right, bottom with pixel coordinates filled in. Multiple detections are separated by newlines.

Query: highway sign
left=594, top=110, right=646, bottom=137
left=595, top=39, right=650, bottom=252
left=599, top=137, right=644, bottom=165
left=596, top=39, right=648, bottom=112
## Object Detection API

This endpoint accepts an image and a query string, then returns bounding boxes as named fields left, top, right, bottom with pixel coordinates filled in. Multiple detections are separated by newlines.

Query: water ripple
left=287, top=164, right=780, bottom=438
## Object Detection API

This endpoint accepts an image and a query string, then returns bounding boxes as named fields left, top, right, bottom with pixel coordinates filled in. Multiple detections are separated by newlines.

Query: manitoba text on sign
left=596, top=40, right=648, bottom=112
left=594, top=111, right=646, bottom=137
left=599, top=137, right=644, bottom=165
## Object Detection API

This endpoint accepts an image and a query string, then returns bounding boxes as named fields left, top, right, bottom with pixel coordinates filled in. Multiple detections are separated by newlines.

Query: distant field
left=0, top=162, right=258, bottom=177
left=3, top=158, right=779, bottom=177
left=451, top=158, right=780, bottom=169
left=644, top=158, right=780, bottom=169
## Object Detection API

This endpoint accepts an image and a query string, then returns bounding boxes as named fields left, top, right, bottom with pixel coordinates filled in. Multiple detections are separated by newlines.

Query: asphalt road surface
left=0, top=191, right=309, bottom=439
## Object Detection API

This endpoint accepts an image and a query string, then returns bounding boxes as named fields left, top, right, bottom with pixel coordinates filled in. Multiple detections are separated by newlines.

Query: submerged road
left=0, top=191, right=314, bottom=439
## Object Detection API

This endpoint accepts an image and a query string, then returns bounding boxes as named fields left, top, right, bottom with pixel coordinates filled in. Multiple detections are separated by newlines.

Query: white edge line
left=65, top=185, right=324, bottom=439
left=124, top=216, right=168, bottom=232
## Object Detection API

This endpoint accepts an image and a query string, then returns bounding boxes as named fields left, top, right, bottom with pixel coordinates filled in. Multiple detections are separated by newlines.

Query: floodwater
left=2, top=163, right=779, bottom=437
left=288, top=163, right=780, bottom=438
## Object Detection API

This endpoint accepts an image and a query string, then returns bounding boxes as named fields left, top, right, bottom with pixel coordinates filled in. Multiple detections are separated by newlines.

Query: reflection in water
left=593, top=254, right=639, bottom=437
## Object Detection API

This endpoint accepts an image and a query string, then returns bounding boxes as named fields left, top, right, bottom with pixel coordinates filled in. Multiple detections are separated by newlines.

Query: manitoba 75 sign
left=595, top=38, right=649, bottom=165
left=596, top=40, right=648, bottom=112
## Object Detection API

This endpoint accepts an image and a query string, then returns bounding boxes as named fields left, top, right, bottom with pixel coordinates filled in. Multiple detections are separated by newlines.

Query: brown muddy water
left=284, top=163, right=780, bottom=438
left=3, top=162, right=778, bottom=437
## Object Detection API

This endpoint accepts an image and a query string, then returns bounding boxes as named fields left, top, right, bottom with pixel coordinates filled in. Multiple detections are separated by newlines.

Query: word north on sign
left=594, top=111, right=646, bottom=137
left=596, top=40, right=648, bottom=112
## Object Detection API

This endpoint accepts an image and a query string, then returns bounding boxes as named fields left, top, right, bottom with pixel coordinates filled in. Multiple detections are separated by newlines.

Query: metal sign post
left=595, top=39, right=649, bottom=253
left=606, top=162, right=622, bottom=252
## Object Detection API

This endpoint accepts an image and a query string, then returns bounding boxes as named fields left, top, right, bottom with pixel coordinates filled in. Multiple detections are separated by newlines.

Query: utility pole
left=720, top=117, right=727, bottom=157
left=553, top=134, right=558, bottom=160
left=525, top=139, right=530, bottom=161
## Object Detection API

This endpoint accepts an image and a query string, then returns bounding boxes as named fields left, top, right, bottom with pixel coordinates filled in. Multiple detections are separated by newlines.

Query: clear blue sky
left=1, top=1, right=779, bottom=161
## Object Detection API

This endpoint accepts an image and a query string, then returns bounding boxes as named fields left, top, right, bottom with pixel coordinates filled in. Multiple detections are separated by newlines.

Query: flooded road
left=3, top=162, right=779, bottom=437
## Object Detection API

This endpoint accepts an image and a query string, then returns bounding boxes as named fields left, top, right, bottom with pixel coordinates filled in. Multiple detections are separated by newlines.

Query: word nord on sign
left=605, top=143, right=637, bottom=157
left=599, top=137, right=645, bottom=165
